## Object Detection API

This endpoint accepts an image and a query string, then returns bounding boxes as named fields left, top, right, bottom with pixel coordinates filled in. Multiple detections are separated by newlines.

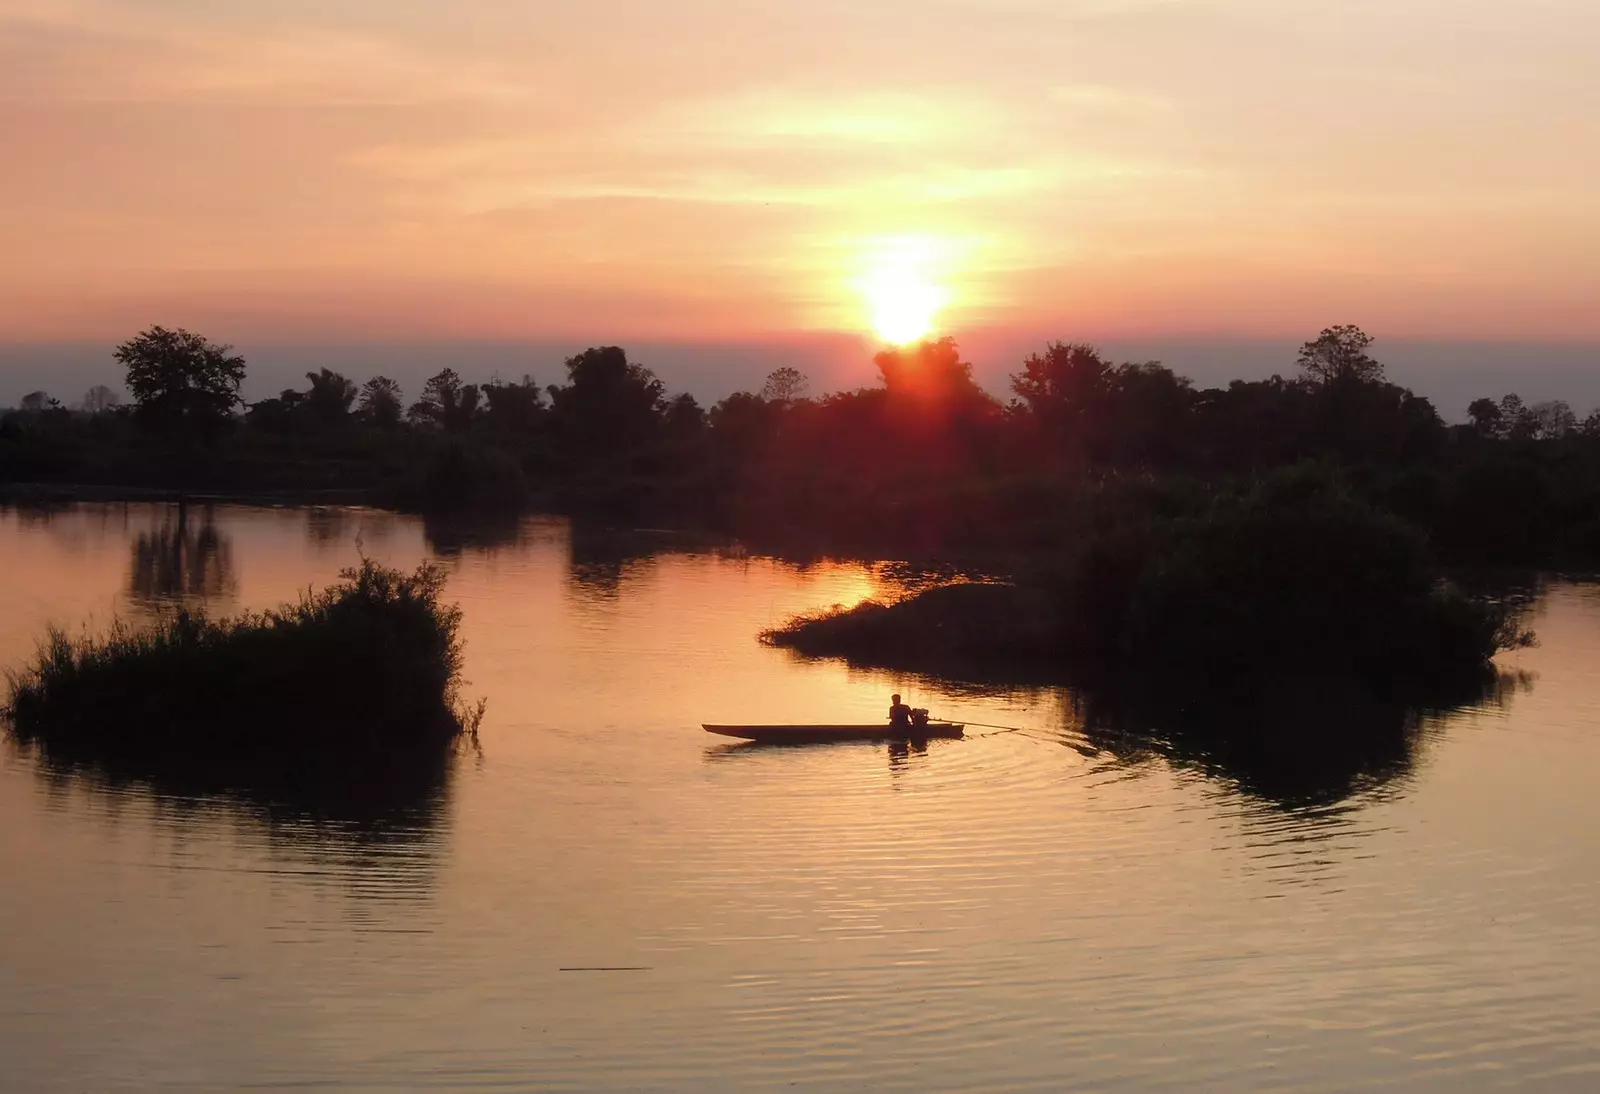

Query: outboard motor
left=910, top=708, right=930, bottom=729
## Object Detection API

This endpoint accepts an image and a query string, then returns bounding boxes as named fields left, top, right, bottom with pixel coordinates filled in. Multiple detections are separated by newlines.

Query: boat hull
left=704, top=723, right=965, bottom=744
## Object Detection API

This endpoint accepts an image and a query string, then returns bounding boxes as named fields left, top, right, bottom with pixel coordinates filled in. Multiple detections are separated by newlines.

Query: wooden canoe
left=704, top=723, right=965, bottom=744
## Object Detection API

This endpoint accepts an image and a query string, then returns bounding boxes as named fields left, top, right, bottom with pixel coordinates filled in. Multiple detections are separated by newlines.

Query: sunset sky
left=3, top=0, right=1597, bottom=404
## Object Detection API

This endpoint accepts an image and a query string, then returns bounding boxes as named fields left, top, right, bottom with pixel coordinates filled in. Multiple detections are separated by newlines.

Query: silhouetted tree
left=666, top=392, right=708, bottom=438
left=1010, top=342, right=1112, bottom=456
left=875, top=338, right=988, bottom=407
left=116, top=326, right=245, bottom=437
left=1297, top=325, right=1383, bottom=387
left=303, top=368, right=358, bottom=427
left=760, top=367, right=810, bottom=405
left=1498, top=394, right=1536, bottom=441
left=1529, top=400, right=1577, bottom=440
left=1468, top=397, right=1505, bottom=438
left=709, top=391, right=775, bottom=450
left=409, top=369, right=481, bottom=432
left=246, top=389, right=307, bottom=433
left=358, top=376, right=404, bottom=428
left=19, top=391, right=51, bottom=412
left=481, top=375, right=544, bottom=433
left=81, top=385, right=121, bottom=414
left=1101, top=361, right=1195, bottom=466
left=547, top=347, right=666, bottom=457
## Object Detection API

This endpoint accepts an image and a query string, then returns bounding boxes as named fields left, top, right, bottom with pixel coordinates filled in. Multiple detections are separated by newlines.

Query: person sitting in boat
left=889, top=694, right=913, bottom=731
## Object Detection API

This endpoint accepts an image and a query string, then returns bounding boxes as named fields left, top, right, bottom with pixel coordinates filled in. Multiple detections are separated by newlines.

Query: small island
left=764, top=469, right=1534, bottom=698
left=2, top=560, right=482, bottom=813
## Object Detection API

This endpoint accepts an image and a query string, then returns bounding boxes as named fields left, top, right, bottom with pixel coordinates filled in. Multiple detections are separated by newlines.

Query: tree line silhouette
left=4, top=323, right=1600, bottom=565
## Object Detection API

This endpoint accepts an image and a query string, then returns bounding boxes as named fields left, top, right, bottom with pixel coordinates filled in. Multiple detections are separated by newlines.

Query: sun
left=867, top=277, right=945, bottom=344
left=855, top=237, right=952, bottom=344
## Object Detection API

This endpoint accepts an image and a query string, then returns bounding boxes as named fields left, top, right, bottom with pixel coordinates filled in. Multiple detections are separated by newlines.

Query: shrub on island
left=3, top=560, right=482, bottom=806
left=764, top=470, right=1533, bottom=694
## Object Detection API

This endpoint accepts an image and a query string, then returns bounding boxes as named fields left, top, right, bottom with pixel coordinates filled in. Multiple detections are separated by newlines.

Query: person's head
left=891, top=693, right=901, bottom=704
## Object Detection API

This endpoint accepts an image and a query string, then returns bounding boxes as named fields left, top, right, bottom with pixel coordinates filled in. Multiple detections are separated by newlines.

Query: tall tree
left=409, top=369, right=481, bottom=432
left=1296, top=325, right=1384, bottom=387
left=303, top=368, right=358, bottom=426
left=358, top=376, right=404, bottom=428
left=1011, top=342, right=1111, bottom=406
left=1529, top=400, right=1577, bottom=440
left=81, top=385, right=122, bottom=414
left=874, top=338, right=987, bottom=405
left=760, top=367, right=810, bottom=405
left=1010, top=342, right=1114, bottom=451
left=547, top=347, right=666, bottom=455
left=481, top=375, right=545, bottom=433
left=1467, top=397, right=1505, bottom=438
left=115, top=326, right=245, bottom=435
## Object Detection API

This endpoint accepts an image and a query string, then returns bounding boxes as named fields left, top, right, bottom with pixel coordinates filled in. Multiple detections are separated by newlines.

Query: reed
left=3, top=560, right=482, bottom=800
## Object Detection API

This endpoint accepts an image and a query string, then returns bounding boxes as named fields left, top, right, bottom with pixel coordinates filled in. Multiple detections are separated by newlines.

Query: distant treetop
left=115, top=326, right=245, bottom=434
left=1297, top=325, right=1384, bottom=387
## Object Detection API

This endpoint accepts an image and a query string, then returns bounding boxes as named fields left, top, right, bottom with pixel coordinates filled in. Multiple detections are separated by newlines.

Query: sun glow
left=855, top=237, right=952, bottom=344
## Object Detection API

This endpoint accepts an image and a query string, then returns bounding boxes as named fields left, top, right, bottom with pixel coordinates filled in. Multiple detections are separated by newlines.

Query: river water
left=1, top=502, right=1597, bottom=1092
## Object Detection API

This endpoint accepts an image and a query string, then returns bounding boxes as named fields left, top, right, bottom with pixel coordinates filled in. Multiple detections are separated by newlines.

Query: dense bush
left=765, top=470, right=1533, bottom=692
left=3, top=561, right=482, bottom=800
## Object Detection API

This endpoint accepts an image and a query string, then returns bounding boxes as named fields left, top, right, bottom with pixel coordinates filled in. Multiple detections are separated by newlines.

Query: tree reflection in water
left=14, top=734, right=459, bottom=904
left=422, top=508, right=531, bottom=558
left=1067, top=667, right=1538, bottom=810
left=717, top=661, right=1537, bottom=814
left=128, top=502, right=237, bottom=607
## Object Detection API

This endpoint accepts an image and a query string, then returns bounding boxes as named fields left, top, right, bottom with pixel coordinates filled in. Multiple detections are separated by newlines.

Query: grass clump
left=4, top=560, right=481, bottom=803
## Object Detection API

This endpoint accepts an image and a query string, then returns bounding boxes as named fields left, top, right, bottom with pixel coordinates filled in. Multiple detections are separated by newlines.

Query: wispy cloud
left=1, top=2, right=533, bottom=105
left=1, top=0, right=1597, bottom=342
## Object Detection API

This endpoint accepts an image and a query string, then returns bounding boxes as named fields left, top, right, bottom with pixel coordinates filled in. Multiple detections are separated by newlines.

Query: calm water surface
left=1, top=502, right=1598, bottom=1092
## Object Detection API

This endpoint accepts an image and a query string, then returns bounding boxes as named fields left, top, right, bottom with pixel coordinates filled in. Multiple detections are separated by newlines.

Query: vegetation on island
left=763, top=466, right=1534, bottom=694
left=2, top=560, right=482, bottom=811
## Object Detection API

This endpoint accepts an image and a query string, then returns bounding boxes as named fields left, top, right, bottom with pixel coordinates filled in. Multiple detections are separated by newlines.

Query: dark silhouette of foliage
left=875, top=337, right=991, bottom=408
left=760, top=367, right=810, bottom=405
left=400, top=437, right=528, bottom=513
left=765, top=468, right=1533, bottom=692
left=1468, top=397, right=1505, bottom=437
left=547, top=346, right=666, bottom=458
left=409, top=369, right=482, bottom=432
left=664, top=392, right=709, bottom=454
left=1011, top=341, right=1113, bottom=447
left=480, top=375, right=544, bottom=434
left=1010, top=345, right=1195, bottom=466
left=303, top=368, right=358, bottom=426
left=116, top=326, right=245, bottom=435
left=359, top=376, right=405, bottom=428
left=1297, top=324, right=1384, bottom=387
left=9, top=322, right=1600, bottom=571
left=3, top=561, right=482, bottom=805
left=1528, top=400, right=1577, bottom=440
left=81, top=385, right=121, bottom=414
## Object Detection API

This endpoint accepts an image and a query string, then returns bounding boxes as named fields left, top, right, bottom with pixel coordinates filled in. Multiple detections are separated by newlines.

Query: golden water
left=1, top=503, right=1597, bottom=1091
